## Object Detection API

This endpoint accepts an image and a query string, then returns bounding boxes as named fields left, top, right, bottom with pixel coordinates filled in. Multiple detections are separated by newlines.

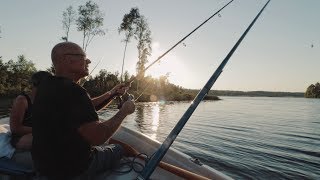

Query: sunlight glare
left=150, top=103, right=160, bottom=139
left=146, top=42, right=187, bottom=85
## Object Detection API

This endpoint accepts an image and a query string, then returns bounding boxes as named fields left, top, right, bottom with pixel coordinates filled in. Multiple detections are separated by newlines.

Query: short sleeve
left=68, top=84, right=98, bottom=128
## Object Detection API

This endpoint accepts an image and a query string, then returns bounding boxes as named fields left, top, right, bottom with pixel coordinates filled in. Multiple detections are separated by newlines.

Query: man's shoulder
left=43, top=76, right=81, bottom=90
left=47, top=76, right=72, bottom=85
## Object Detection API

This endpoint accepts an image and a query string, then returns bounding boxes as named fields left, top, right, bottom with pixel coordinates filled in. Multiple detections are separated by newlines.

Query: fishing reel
left=117, top=92, right=135, bottom=109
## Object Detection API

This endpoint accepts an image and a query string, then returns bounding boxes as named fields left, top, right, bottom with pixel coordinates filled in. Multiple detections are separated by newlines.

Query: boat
left=0, top=123, right=232, bottom=180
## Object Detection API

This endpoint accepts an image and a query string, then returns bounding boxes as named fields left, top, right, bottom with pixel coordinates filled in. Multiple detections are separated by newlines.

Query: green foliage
left=83, top=69, right=120, bottom=97
left=76, top=1, right=105, bottom=51
left=0, top=58, right=8, bottom=94
left=118, top=7, right=152, bottom=87
left=0, top=55, right=36, bottom=96
left=118, top=7, right=141, bottom=82
left=118, top=8, right=141, bottom=43
left=46, top=63, right=55, bottom=75
left=119, top=8, right=152, bottom=77
left=123, top=71, right=130, bottom=82
left=62, top=5, right=76, bottom=42
left=0, top=56, right=214, bottom=102
left=135, top=16, right=152, bottom=78
left=305, top=82, right=320, bottom=98
left=81, top=69, right=198, bottom=102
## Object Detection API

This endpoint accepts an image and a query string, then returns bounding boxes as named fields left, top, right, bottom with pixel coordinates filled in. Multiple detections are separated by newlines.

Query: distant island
left=208, top=90, right=304, bottom=98
left=182, top=89, right=303, bottom=99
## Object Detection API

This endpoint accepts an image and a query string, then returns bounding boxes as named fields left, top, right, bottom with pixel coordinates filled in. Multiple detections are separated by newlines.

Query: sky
left=0, top=0, right=319, bottom=92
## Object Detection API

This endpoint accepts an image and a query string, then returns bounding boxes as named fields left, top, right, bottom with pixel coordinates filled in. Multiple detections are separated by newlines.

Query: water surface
left=100, top=96, right=320, bottom=179
left=1, top=96, right=319, bottom=179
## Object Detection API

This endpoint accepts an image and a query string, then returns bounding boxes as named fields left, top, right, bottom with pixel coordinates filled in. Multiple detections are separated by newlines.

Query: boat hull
left=0, top=124, right=232, bottom=179
left=108, top=126, right=232, bottom=180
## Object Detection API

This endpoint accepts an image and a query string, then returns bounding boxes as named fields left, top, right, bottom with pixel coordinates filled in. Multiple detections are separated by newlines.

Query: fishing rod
left=120, top=40, right=128, bottom=83
left=89, top=59, right=102, bottom=76
left=125, top=0, right=234, bottom=85
left=137, top=0, right=271, bottom=179
left=80, top=58, right=102, bottom=87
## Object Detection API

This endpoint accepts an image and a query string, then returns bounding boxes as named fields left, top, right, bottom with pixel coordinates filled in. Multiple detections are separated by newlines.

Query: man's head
left=51, top=42, right=91, bottom=81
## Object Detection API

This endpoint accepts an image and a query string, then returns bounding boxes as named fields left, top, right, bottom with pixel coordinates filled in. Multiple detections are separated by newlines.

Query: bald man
left=31, top=42, right=135, bottom=179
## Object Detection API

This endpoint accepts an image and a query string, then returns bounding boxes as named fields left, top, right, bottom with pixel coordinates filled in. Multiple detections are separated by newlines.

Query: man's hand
left=120, top=100, right=135, bottom=115
left=110, top=83, right=129, bottom=96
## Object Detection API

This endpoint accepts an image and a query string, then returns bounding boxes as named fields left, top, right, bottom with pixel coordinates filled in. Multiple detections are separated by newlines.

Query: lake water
left=1, top=96, right=319, bottom=179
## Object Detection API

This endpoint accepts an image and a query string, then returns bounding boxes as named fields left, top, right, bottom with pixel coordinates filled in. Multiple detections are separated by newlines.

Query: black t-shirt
left=31, top=76, right=98, bottom=178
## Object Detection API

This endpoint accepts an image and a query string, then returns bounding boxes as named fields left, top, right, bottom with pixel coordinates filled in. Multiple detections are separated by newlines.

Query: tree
left=46, top=63, right=55, bottom=75
left=76, top=1, right=105, bottom=51
left=134, top=16, right=152, bottom=79
left=118, top=8, right=141, bottom=82
left=123, top=71, right=130, bottom=82
left=0, top=26, right=2, bottom=59
left=83, top=69, right=120, bottom=96
left=0, top=58, right=8, bottom=94
left=62, top=6, right=76, bottom=42
left=305, top=82, right=320, bottom=98
left=5, top=55, right=36, bottom=95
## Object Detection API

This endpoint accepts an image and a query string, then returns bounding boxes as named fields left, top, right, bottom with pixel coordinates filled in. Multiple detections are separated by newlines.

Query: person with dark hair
left=32, top=42, right=135, bottom=179
left=9, top=71, right=52, bottom=150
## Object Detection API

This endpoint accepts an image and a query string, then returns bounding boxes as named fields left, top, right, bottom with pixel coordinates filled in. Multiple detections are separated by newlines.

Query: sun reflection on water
left=150, top=103, right=160, bottom=139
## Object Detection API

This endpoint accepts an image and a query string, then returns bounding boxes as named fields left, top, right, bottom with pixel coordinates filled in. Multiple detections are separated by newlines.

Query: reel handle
left=117, top=92, right=135, bottom=109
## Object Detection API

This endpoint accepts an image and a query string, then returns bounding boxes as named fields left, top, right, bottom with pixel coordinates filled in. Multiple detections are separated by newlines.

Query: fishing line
left=99, top=0, right=235, bottom=108
left=127, top=0, right=235, bottom=84
left=123, top=0, right=235, bottom=103
left=134, top=78, right=154, bottom=102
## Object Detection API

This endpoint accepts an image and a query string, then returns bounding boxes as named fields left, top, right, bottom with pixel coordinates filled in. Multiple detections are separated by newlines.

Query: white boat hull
left=105, top=126, right=232, bottom=180
left=0, top=122, right=232, bottom=179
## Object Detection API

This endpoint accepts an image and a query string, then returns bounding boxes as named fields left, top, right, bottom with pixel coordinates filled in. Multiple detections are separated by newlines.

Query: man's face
left=64, top=48, right=91, bottom=78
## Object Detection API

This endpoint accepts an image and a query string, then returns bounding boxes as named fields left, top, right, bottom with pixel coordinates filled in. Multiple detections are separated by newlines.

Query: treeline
left=0, top=1, right=209, bottom=103
left=0, top=55, right=36, bottom=97
left=305, top=82, right=320, bottom=98
left=0, top=56, right=197, bottom=102
left=0, top=54, right=310, bottom=103
left=1, top=1, right=311, bottom=102
left=83, top=71, right=197, bottom=102
left=207, top=90, right=304, bottom=97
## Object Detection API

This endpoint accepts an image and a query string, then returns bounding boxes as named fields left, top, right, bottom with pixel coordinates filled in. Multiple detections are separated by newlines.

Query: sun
left=145, top=42, right=186, bottom=82
left=145, top=55, right=183, bottom=79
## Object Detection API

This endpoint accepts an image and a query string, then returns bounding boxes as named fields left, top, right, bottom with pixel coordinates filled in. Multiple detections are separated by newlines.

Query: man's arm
left=91, top=90, right=117, bottom=110
left=91, top=83, right=127, bottom=111
left=78, top=100, right=135, bottom=145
